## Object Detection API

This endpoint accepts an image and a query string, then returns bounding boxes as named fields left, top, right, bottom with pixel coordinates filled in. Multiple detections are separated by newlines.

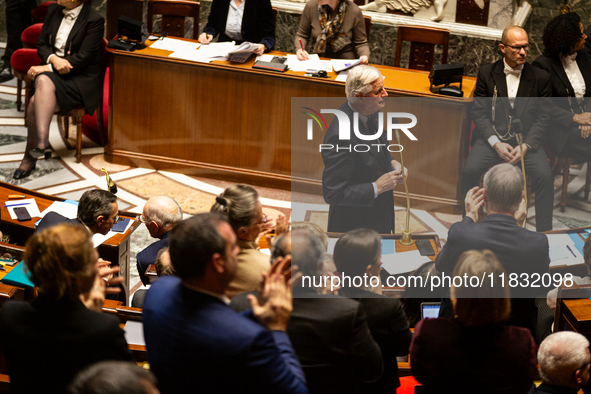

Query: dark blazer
left=35, top=211, right=79, bottom=233
left=471, top=60, right=552, bottom=151
left=340, top=287, right=412, bottom=394
left=533, top=51, right=591, bottom=155
left=37, top=2, right=104, bottom=114
left=0, top=297, right=133, bottom=394
left=435, top=214, right=550, bottom=333
left=529, top=383, right=578, bottom=394
left=203, top=0, right=275, bottom=51
left=287, top=288, right=383, bottom=394
left=137, top=232, right=170, bottom=286
left=411, top=318, right=537, bottom=394
left=322, top=101, right=395, bottom=234
left=142, top=275, right=307, bottom=394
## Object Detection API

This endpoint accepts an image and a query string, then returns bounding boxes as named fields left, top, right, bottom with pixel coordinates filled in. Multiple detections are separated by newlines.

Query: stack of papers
left=331, top=58, right=363, bottom=73
left=547, top=234, right=584, bottom=267
left=285, top=54, right=328, bottom=72
left=169, top=41, right=238, bottom=63
left=228, top=42, right=259, bottom=63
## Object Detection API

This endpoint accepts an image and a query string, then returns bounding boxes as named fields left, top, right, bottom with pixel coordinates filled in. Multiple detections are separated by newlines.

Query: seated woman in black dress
left=533, top=13, right=591, bottom=161
left=410, top=250, right=537, bottom=394
left=198, top=0, right=275, bottom=55
left=0, top=224, right=133, bottom=393
left=14, top=0, right=104, bottom=179
left=295, top=0, right=369, bottom=63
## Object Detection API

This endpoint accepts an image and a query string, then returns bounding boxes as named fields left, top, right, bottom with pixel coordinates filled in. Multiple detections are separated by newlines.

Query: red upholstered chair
left=21, top=23, right=43, bottom=48
left=61, top=38, right=109, bottom=162
left=32, top=1, right=56, bottom=23
left=10, top=48, right=40, bottom=113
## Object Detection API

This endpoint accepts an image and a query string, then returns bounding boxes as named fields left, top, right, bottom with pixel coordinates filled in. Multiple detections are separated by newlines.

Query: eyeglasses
left=502, top=43, right=530, bottom=52
left=113, top=214, right=120, bottom=222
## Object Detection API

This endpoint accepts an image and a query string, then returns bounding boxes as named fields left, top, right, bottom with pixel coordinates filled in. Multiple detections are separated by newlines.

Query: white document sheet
left=149, top=37, right=201, bottom=52
left=5, top=198, right=41, bottom=219
left=92, top=220, right=133, bottom=248
left=124, top=321, right=146, bottom=346
left=39, top=201, right=78, bottom=219
left=381, top=250, right=430, bottom=275
left=286, top=54, right=322, bottom=72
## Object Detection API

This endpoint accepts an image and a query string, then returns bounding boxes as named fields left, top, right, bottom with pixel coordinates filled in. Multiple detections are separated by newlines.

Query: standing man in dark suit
left=461, top=25, right=553, bottom=231
left=0, top=0, right=37, bottom=82
left=437, top=163, right=551, bottom=334
left=142, top=213, right=307, bottom=394
left=322, top=65, right=406, bottom=234
left=137, top=196, right=183, bottom=286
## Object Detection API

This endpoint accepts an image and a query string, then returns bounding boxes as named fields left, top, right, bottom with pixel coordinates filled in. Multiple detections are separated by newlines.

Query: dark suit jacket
left=322, top=101, right=395, bottom=234
left=411, top=318, right=537, bottom=394
left=529, top=383, right=578, bottom=394
left=137, top=232, right=170, bottom=286
left=0, top=297, right=133, bottom=394
left=287, top=288, right=383, bottom=394
left=339, top=287, right=412, bottom=393
left=142, top=275, right=307, bottom=394
left=435, top=214, right=550, bottom=333
left=37, top=3, right=104, bottom=114
left=472, top=60, right=552, bottom=151
left=35, top=211, right=79, bottom=233
left=533, top=51, right=591, bottom=155
left=203, top=0, right=275, bottom=51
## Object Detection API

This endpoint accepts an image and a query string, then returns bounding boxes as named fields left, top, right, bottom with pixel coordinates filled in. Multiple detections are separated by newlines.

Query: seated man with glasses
left=137, top=196, right=183, bottom=286
left=460, top=25, right=554, bottom=231
left=531, top=331, right=591, bottom=393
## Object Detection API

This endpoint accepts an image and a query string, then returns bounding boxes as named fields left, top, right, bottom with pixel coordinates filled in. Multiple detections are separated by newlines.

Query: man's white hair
left=538, top=331, right=590, bottom=386
left=345, top=65, right=382, bottom=104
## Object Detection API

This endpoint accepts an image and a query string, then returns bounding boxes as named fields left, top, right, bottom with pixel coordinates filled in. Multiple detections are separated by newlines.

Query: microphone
left=394, top=129, right=412, bottom=245
left=101, top=168, right=118, bottom=194
left=512, top=119, right=527, bottom=228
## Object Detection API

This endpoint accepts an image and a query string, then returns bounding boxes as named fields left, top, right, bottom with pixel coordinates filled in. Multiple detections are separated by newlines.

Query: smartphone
left=416, top=239, right=435, bottom=256
left=14, top=206, right=31, bottom=221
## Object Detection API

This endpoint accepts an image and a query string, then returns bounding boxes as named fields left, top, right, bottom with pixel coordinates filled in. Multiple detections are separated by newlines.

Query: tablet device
left=421, top=302, right=441, bottom=319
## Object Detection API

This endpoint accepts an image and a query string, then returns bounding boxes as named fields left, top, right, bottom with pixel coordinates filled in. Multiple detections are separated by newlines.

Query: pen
left=299, top=39, right=304, bottom=52
left=8, top=195, right=25, bottom=199
left=4, top=203, right=30, bottom=207
left=566, top=244, right=577, bottom=258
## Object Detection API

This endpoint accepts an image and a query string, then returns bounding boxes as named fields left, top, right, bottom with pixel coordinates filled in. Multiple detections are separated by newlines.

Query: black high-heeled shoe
left=13, top=162, right=36, bottom=180
left=29, top=147, right=51, bottom=160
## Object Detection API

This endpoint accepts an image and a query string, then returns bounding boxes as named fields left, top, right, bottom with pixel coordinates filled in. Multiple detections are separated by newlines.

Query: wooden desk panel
left=107, top=42, right=476, bottom=212
left=0, top=182, right=139, bottom=305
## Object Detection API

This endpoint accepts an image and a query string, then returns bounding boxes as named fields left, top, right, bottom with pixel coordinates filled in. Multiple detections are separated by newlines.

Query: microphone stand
left=394, top=129, right=412, bottom=245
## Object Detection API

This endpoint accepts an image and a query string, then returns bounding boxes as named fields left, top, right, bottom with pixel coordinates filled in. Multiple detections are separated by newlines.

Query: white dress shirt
left=487, top=59, right=524, bottom=148
left=47, top=3, right=84, bottom=69
left=225, top=0, right=245, bottom=41
left=348, top=101, right=381, bottom=198
left=561, top=52, right=586, bottom=100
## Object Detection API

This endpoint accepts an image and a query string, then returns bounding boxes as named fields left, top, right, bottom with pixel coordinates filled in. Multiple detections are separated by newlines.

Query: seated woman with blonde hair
left=410, top=250, right=537, bottom=394
left=0, top=224, right=133, bottom=394
left=211, top=184, right=285, bottom=298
